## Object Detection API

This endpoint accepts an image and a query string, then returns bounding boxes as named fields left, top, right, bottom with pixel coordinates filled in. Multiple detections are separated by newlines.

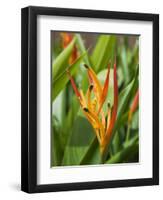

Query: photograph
left=21, top=6, right=159, bottom=193
left=51, top=31, right=139, bottom=167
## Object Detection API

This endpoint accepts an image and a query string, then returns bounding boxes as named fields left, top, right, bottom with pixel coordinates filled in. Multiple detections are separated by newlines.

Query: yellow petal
left=100, top=109, right=106, bottom=131
left=83, top=108, right=105, bottom=140
left=91, top=98, right=97, bottom=113
left=84, top=64, right=102, bottom=106
left=82, top=108, right=101, bottom=142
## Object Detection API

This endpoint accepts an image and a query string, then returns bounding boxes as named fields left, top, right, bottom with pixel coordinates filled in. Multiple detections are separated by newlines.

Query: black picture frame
left=21, top=6, right=159, bottom=193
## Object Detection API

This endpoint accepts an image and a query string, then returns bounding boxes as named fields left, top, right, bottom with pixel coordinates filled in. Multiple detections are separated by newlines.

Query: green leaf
left=75, top=34, right=93, bottom=92
left=116, top=112, right=128, bottom=131
left=91, top=35, right=116, bottom=73
left=106, top=135, right=138, bottom=164
left=52, top=89, right=66, bottom=125
left=75, top=34, right=91, bottom=66
left=131, top=110, right=139, bottom=130
left=80, top=137, right=101, bottom=165
left=52, top=38, right=76, bottom=80
left=113, top=67, right=138, bottom=131
left=120, top=45, right=130, bottom=84
left=117, top=66, right=124, bottom=87
left=62, top=116, right=96, bottom=166
left=128, top=39, right=139, bottom=73
left=111, top=131, right=122, bottom=155
left=62, top=96, right=80, bottom=148
left=51, top=117, right=64, bottom=166
left=52, top=52, right=87, bottom=101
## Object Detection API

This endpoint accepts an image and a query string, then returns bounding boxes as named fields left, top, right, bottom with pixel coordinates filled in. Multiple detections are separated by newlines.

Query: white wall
left=0, top=0, right=162, bottom=199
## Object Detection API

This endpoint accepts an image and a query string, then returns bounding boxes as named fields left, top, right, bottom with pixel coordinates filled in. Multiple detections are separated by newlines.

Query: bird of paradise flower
left=67, top=60, right=118, bottom=158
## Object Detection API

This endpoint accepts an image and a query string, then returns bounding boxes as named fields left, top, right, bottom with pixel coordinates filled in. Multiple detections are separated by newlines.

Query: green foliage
left=91, top=35, right=116, bottom=72
left=51, top=32, right=139, bottom=166
left=52, top=52, right=87, bottom=101
left=52, top=38, right=76, bottom=80
left=51, top=116, right=64, bottom=166
left=62, top=116, right=97, bottom=165
left=75, top=33, right=91, bottom=66
left=106, top=135, right=138, bottom=164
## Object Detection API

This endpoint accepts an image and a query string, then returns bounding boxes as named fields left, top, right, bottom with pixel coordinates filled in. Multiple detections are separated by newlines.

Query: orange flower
left=61, top=33, right=78, bottom=64
left=67, top=60, right=118, bottom=155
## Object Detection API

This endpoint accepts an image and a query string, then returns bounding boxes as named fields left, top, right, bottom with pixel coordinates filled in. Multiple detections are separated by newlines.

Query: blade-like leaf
left=120, top=45, right=130, bottom=84
left=91, top=35, right=116, bottom=72
left=62, top=96, right=80, bottom=149
left=111, top=131, right=122, bottom=155
left=106, top=135, right=138, bottom=164
left=62, top=116, right=96, bottom=166
left=51, top=117, right=64, bottom=166
left=115, top=73, right=138, bottom=129
left=52, top=38, right=76, bottom=80
left=75, top=34, right=91, bottom=66
left=80, top=137, right=101, bottom=165
left=52, top=52, right=87, bottom=101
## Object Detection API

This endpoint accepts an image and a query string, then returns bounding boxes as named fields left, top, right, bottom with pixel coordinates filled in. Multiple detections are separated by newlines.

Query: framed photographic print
left=21, top=6, right=159, bottom=193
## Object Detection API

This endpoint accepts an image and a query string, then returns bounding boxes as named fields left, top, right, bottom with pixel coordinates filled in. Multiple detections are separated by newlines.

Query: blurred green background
left=51, top=31, right=139, bottom=167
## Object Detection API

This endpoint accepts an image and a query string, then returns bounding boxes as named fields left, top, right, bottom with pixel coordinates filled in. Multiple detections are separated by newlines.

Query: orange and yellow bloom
left=67, top=61, right=118, bottom=155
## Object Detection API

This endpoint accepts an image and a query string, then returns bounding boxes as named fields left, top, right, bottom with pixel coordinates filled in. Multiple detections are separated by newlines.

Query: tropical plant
left=51, top=32, right=139, bottom=166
